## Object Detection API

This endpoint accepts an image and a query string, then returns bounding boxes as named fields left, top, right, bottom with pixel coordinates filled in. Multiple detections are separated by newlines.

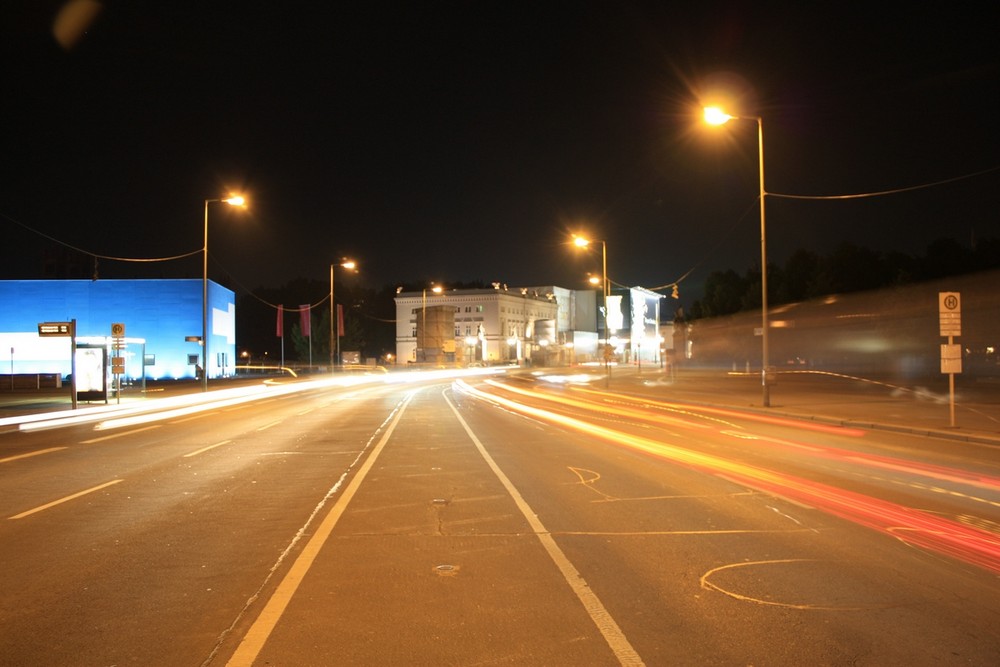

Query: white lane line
left=443, top=390, right=646, bottom=667
left=224, top=394, right=414, bottom=667
left=81, top=424, right=161, bottom=443
left=256, top=420, right=282, bottom=432
left=171, top=413, right=212, bottom=424
left=0, top=447, right=67, bottom=463
left=184, top=440, right=232, bottom=458
left=8, top=479, right=124, bottom=520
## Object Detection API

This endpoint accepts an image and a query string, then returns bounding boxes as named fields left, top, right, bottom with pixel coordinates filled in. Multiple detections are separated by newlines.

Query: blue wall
left=0, top=279, right=236, bottom=380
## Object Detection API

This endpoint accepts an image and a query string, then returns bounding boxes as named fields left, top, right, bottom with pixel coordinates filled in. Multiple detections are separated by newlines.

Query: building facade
left=0, top=279, right=236, bottom=382
left=394, top=286, right=596, bottom=366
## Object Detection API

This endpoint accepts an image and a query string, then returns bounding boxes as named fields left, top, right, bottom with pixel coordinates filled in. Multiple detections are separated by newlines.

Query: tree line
left=686, top=237, right=1000, bottom=321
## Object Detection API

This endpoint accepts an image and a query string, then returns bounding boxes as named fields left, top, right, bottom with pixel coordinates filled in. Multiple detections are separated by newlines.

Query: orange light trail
left=572, top=385, right=868, bottom=437
left=488, top=380, right=1000, bottom=493
left=484, top=378, right=718, bottom=431
left=457, top=380, right=1000, bottom=575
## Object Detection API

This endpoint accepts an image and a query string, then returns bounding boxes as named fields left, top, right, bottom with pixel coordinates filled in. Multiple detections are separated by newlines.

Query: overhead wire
left=654, top=164, right=999, bottom=296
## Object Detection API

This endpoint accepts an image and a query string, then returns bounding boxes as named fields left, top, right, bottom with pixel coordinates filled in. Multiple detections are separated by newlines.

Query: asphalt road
left=1, top=369, right=998, bottom=665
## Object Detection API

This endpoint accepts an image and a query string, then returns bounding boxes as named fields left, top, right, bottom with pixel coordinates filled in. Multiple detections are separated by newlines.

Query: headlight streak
left=17, top=375, right=383, bottom=433
left=383, top=367, right=504, bottom=384
left=455, top=380, right=1000, bottom=575
left=585, top=392, right=743, bottom=431
left=482, top=378, right=715, bottom=433
left=572, top=385, right=869, bottom=438
left=503, top=381, right=1000, bottom=495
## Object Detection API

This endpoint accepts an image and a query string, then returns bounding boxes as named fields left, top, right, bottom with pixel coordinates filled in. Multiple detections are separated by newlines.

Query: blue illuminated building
left=0, top=279, right=236, bottom=380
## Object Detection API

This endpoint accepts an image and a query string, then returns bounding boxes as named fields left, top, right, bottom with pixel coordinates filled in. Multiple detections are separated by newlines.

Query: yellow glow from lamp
left=703, top=106, right=733, bottom=125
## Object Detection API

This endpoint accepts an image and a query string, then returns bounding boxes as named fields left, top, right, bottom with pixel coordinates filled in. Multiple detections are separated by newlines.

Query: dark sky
left=2, top=1, right=997, bottom=304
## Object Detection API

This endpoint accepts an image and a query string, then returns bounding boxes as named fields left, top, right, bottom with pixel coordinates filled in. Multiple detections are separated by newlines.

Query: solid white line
left=8, top=479, right=124, bottom=520
left=184, top=440, right=232, bottom=458
left=171, top=413, right=212, bottom=423
left=225, top=394, right=414, bottom=667
left=81, top=425, right=161, bottom=443
left=443, top=390, right=645, bottom=666
left=256, top=420, right=282, bottom=432
left=0, top=447, right=67, bottom=463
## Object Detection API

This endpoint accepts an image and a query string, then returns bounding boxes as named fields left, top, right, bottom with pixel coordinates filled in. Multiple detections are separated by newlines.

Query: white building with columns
left=394, top=285, right=598, bottom=366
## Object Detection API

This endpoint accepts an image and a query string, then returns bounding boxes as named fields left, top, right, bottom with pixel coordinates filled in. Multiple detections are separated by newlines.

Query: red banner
left=337, top=304, right=344, bottom=337
left=299, top=304, right=311, bottom=338
left=276, top=304, right=284, bottom=338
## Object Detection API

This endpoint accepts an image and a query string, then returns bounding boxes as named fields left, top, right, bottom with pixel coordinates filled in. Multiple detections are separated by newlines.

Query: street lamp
left=329, top=258, right=357, bottom=370
left=572, top=235, right=610, bottom=386
left=419, top=284, right=442, bottom=363
left=704, top=105, right=771, bottom=406
left=465, top=335, right=477, bottom=365
left=203, top=194, right=245, bottom=392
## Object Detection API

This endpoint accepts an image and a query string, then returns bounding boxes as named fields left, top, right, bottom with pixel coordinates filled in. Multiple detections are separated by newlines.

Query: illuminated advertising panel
left=75, top=344, right=107, bottom=401
left=629, top=288, right=661, bottom=363
left=606, top=295, right=624, bottom=333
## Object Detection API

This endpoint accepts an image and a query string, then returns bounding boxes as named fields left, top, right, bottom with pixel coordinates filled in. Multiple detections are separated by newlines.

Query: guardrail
left=0, top=374, right=63, bottom=391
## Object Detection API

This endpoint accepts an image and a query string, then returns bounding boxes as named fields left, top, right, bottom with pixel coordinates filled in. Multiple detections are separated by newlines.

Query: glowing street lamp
left=202, top=194, right=246, bottom=392
left=330, top=258, right=358, bottom=370
left=572, top=234, right=610, bottom=386
left=419, top=284, right=443, bottom=363
left=704, top=105, right=771, bottom=406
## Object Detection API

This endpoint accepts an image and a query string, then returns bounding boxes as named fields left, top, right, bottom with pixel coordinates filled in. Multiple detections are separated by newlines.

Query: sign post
left=938, top=292, right=961, bottom=427
left=111, top=323, right=125, bottom=404
left=38, top=319, right=77, bottom=408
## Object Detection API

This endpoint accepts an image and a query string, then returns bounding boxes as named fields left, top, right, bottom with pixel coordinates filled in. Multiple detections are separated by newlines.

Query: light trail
left=570, top=384, right=868, bottom=437
left=9, top=369, right=502, bottom=434
left=487, top=379, right=1000, bottom=495
left=483, top=378, right=716, bottom=432
left=456, top=380, right=1000, bottom=575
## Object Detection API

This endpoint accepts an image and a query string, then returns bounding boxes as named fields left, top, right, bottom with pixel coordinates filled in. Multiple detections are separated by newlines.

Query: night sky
left=2, top=2, right=997, bottom=306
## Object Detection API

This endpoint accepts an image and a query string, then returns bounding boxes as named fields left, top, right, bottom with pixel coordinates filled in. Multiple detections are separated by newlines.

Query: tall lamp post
left=573, top=235, right=610, bottom=387
left=704, top=106, right=770, bottom=406
left=203, top=195, right=245, bottom=392
left=419, top=284, right=443, bottom=363
left=329, top=259, right=357, bottom=370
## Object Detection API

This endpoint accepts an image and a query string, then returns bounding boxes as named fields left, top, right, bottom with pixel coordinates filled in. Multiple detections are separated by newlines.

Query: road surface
left=1, top=369, right=998, bottom=665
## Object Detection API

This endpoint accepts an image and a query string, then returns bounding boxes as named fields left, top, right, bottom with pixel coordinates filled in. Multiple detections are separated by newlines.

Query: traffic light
left=671, top=284, right=679, bottom=299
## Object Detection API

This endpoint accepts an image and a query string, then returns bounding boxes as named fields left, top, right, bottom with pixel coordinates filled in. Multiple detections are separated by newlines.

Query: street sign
left=938, top=292, right=961, bottom=337
left=111, top=322, right=125, bottom=337
left=940, top=343, right=962, bottom=375
left=38, top=321, right=73, bottom=337
left=111, top=356, right=125, bottom=375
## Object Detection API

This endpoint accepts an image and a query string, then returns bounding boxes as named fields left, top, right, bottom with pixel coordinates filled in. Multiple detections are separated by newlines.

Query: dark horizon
left=2, top=3, right=997, bottom=307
